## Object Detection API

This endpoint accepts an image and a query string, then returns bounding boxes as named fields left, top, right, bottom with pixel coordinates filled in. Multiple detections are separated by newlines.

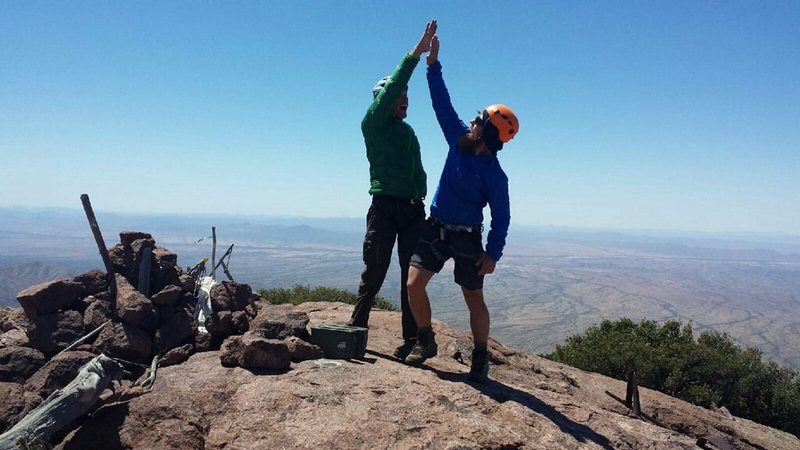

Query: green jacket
left=362, top=53, right=427, bottom=200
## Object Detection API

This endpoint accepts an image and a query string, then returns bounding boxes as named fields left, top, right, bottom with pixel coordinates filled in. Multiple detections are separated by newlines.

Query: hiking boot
left=393, top=339, right=417, bottom=360
left=404, top=335, right=437, bottom=366
left=467, top=348, right=490, bottom=383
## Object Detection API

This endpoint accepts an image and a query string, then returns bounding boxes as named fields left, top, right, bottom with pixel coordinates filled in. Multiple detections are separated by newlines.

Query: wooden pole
left=625, top=371, right=635, bottom=408
left=80, top=194, right=117, bottom=319
left=211, top=226, right=217, bottom=280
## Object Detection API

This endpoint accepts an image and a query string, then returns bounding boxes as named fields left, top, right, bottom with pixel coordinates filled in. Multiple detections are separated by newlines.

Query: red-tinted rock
left=285, top=336, right=323, bottom=362
left=150, top=266, right=181, bottom=297
left=25, top=350, right=96, bottom=398
left=153, top=246, right=177, bottom=269
left=108, top=243, right=135, bottom=278
left=151, top=285, right=182, bottom=307
left=250, top=303, right=310, bottom=339
left=155, top=309, right=196, bottom=352
left=1, top=328, right=29, bottom=347
left=119, top=231, right=153, bottom=247
left=83, top=297, right=113, bottom=332
left=161, top=344, right=194, bottom=367
left=0, top=347, right=46, bottom=382
left=219, top=332, right=290, bottom=370
left=115, top=274, right=159, bottom=332
left=209, top=282, right=252, bottom=312
left=193, top=331, right=213, bottom=353
left=94, top=321, right=152, bottom=363
left=73, top=269, right=109, bottom=297
left=0, top=307, right=29, bottom=333
left=0, top=382, right=41, bottom=432
left=178, top=273, right=196, bottom=292
left=205, top=311, right=235, bottom=337
left=16, top=279, right=84, bottom=317
left=28, top=310, right=84, bottom=353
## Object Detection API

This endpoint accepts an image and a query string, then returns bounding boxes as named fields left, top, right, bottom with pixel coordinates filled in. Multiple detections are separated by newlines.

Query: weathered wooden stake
left=625, top=371, right=641, bottom=415
left=80, top=194, right=117, bottom=319
left=625, top=371, right=635, bottom=408
left=0, top=355, right=124, bottom=449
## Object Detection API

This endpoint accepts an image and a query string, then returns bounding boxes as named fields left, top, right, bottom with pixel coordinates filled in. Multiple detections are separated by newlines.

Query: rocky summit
left=1, top=231, right=798, bottom=449
left=49, top=303, right=800, bottom=449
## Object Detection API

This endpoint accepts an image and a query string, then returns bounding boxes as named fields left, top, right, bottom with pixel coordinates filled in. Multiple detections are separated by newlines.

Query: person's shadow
left=366, top=349, right=612, bottom=449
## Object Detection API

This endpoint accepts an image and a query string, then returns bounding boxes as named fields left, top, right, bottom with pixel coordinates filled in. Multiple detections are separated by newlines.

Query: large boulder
left=150, top=266, right=182, bottom=297
left=27, top=310, right=84, bottom=354
left=0, top=347, right=46, bottom=382
left=25, top=350, right=97, bottom=398
left=250, top=303, right=310, bottom=339
left=151, top=285, right=182, bottom=307
left=210, top=282, right=252, bottom=312
left=16, top=279, right=84, bottom=317
left=108, top=244, right=135, bottom=279
left=119, top=231, right=153, bottom=247
left=115, top=274, right=159, bottom=332
left=83, top=297, right=113, bottom=332
left=94, top=321, right=152, bottom=363
left=154, top=309, right=196, bottom=352
left=219, top=331, right=290, bottom=371
left=284, top=336, right=323, bottom=362
left=72, top=269, right=109, bottom=297
left=205, top=311, right=249, bottom=339
left=153, top=246, right=177, bottom=270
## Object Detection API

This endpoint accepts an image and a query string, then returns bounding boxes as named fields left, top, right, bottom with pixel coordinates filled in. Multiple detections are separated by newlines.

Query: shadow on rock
left=429, top=366, right=613, bottom=450
left=61, top=402, right=129, bottom=450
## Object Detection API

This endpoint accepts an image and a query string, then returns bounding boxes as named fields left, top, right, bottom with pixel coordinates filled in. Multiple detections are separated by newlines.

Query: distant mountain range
left=0, top=261, right=70, bottom=307
left=2, top=206, right=799, bottom=370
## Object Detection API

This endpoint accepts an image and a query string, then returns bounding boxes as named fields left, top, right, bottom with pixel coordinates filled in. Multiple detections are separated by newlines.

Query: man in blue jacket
left=404, top=32, right=520, bottom=383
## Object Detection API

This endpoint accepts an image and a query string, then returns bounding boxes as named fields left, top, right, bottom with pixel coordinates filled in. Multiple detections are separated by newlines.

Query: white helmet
left=372, top=76, right=391, bottom=97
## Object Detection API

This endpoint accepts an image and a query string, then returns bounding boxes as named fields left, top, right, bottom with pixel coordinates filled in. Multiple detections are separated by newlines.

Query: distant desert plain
left=2, top=207, right=799, bottom=369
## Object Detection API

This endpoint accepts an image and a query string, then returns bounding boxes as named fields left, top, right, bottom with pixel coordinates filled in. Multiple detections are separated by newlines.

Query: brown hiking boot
left=467, top=348, right=489, bottom=383
left=393, top=339, right=417, bottom=360
left=404, top=334, right=437, bottom=366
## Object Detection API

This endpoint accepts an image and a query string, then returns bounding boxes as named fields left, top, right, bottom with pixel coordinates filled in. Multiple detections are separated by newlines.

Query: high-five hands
left=427, top=34, right=439, bottom=65
left=412, top=20, right=438, bottom=58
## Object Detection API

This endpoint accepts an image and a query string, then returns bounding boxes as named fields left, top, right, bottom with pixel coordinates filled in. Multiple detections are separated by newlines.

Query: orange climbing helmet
left=484, top=104, right=519, bottom=143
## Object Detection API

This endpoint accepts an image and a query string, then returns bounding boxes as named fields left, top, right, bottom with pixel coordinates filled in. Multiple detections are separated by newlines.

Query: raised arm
left=363, top=21, right=437, bottom=130
left=426, top=35, right=469, bottom=149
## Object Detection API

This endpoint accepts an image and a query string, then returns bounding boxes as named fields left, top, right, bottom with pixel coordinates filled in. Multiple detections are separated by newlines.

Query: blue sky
left=1, top=1, right=798, bottom=234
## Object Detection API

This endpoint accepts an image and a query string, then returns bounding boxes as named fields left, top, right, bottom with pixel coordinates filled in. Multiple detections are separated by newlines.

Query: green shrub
left=547, top=317, right=800, bottom=437
left=258, top=284, right=397, bottom=311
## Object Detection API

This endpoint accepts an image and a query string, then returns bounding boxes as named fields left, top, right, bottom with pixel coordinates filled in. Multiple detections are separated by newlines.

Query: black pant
left=349, top=194, right=425, bottom=340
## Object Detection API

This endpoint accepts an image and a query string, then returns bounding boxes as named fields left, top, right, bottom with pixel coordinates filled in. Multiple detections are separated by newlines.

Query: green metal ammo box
left=310, top=324, right=369, bottom=359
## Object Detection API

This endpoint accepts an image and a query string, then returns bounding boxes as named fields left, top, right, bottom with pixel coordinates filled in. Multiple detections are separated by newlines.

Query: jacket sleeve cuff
left=486, top=248, right=502, bottom=262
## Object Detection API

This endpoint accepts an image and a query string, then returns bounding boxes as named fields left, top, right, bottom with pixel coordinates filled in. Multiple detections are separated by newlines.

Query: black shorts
left=410, top=218, right=485, bottom=290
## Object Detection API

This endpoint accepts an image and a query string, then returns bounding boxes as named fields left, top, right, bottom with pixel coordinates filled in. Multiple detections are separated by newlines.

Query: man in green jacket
left=348, top=20, right=436, bottom=359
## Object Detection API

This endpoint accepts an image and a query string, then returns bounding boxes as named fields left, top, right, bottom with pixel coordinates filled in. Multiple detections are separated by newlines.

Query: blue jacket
left=427, top=61, right=510, bottom=262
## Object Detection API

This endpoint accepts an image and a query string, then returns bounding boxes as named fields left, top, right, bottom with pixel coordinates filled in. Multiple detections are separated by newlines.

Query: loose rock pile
left=0, top=231, right=323, bottom=433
